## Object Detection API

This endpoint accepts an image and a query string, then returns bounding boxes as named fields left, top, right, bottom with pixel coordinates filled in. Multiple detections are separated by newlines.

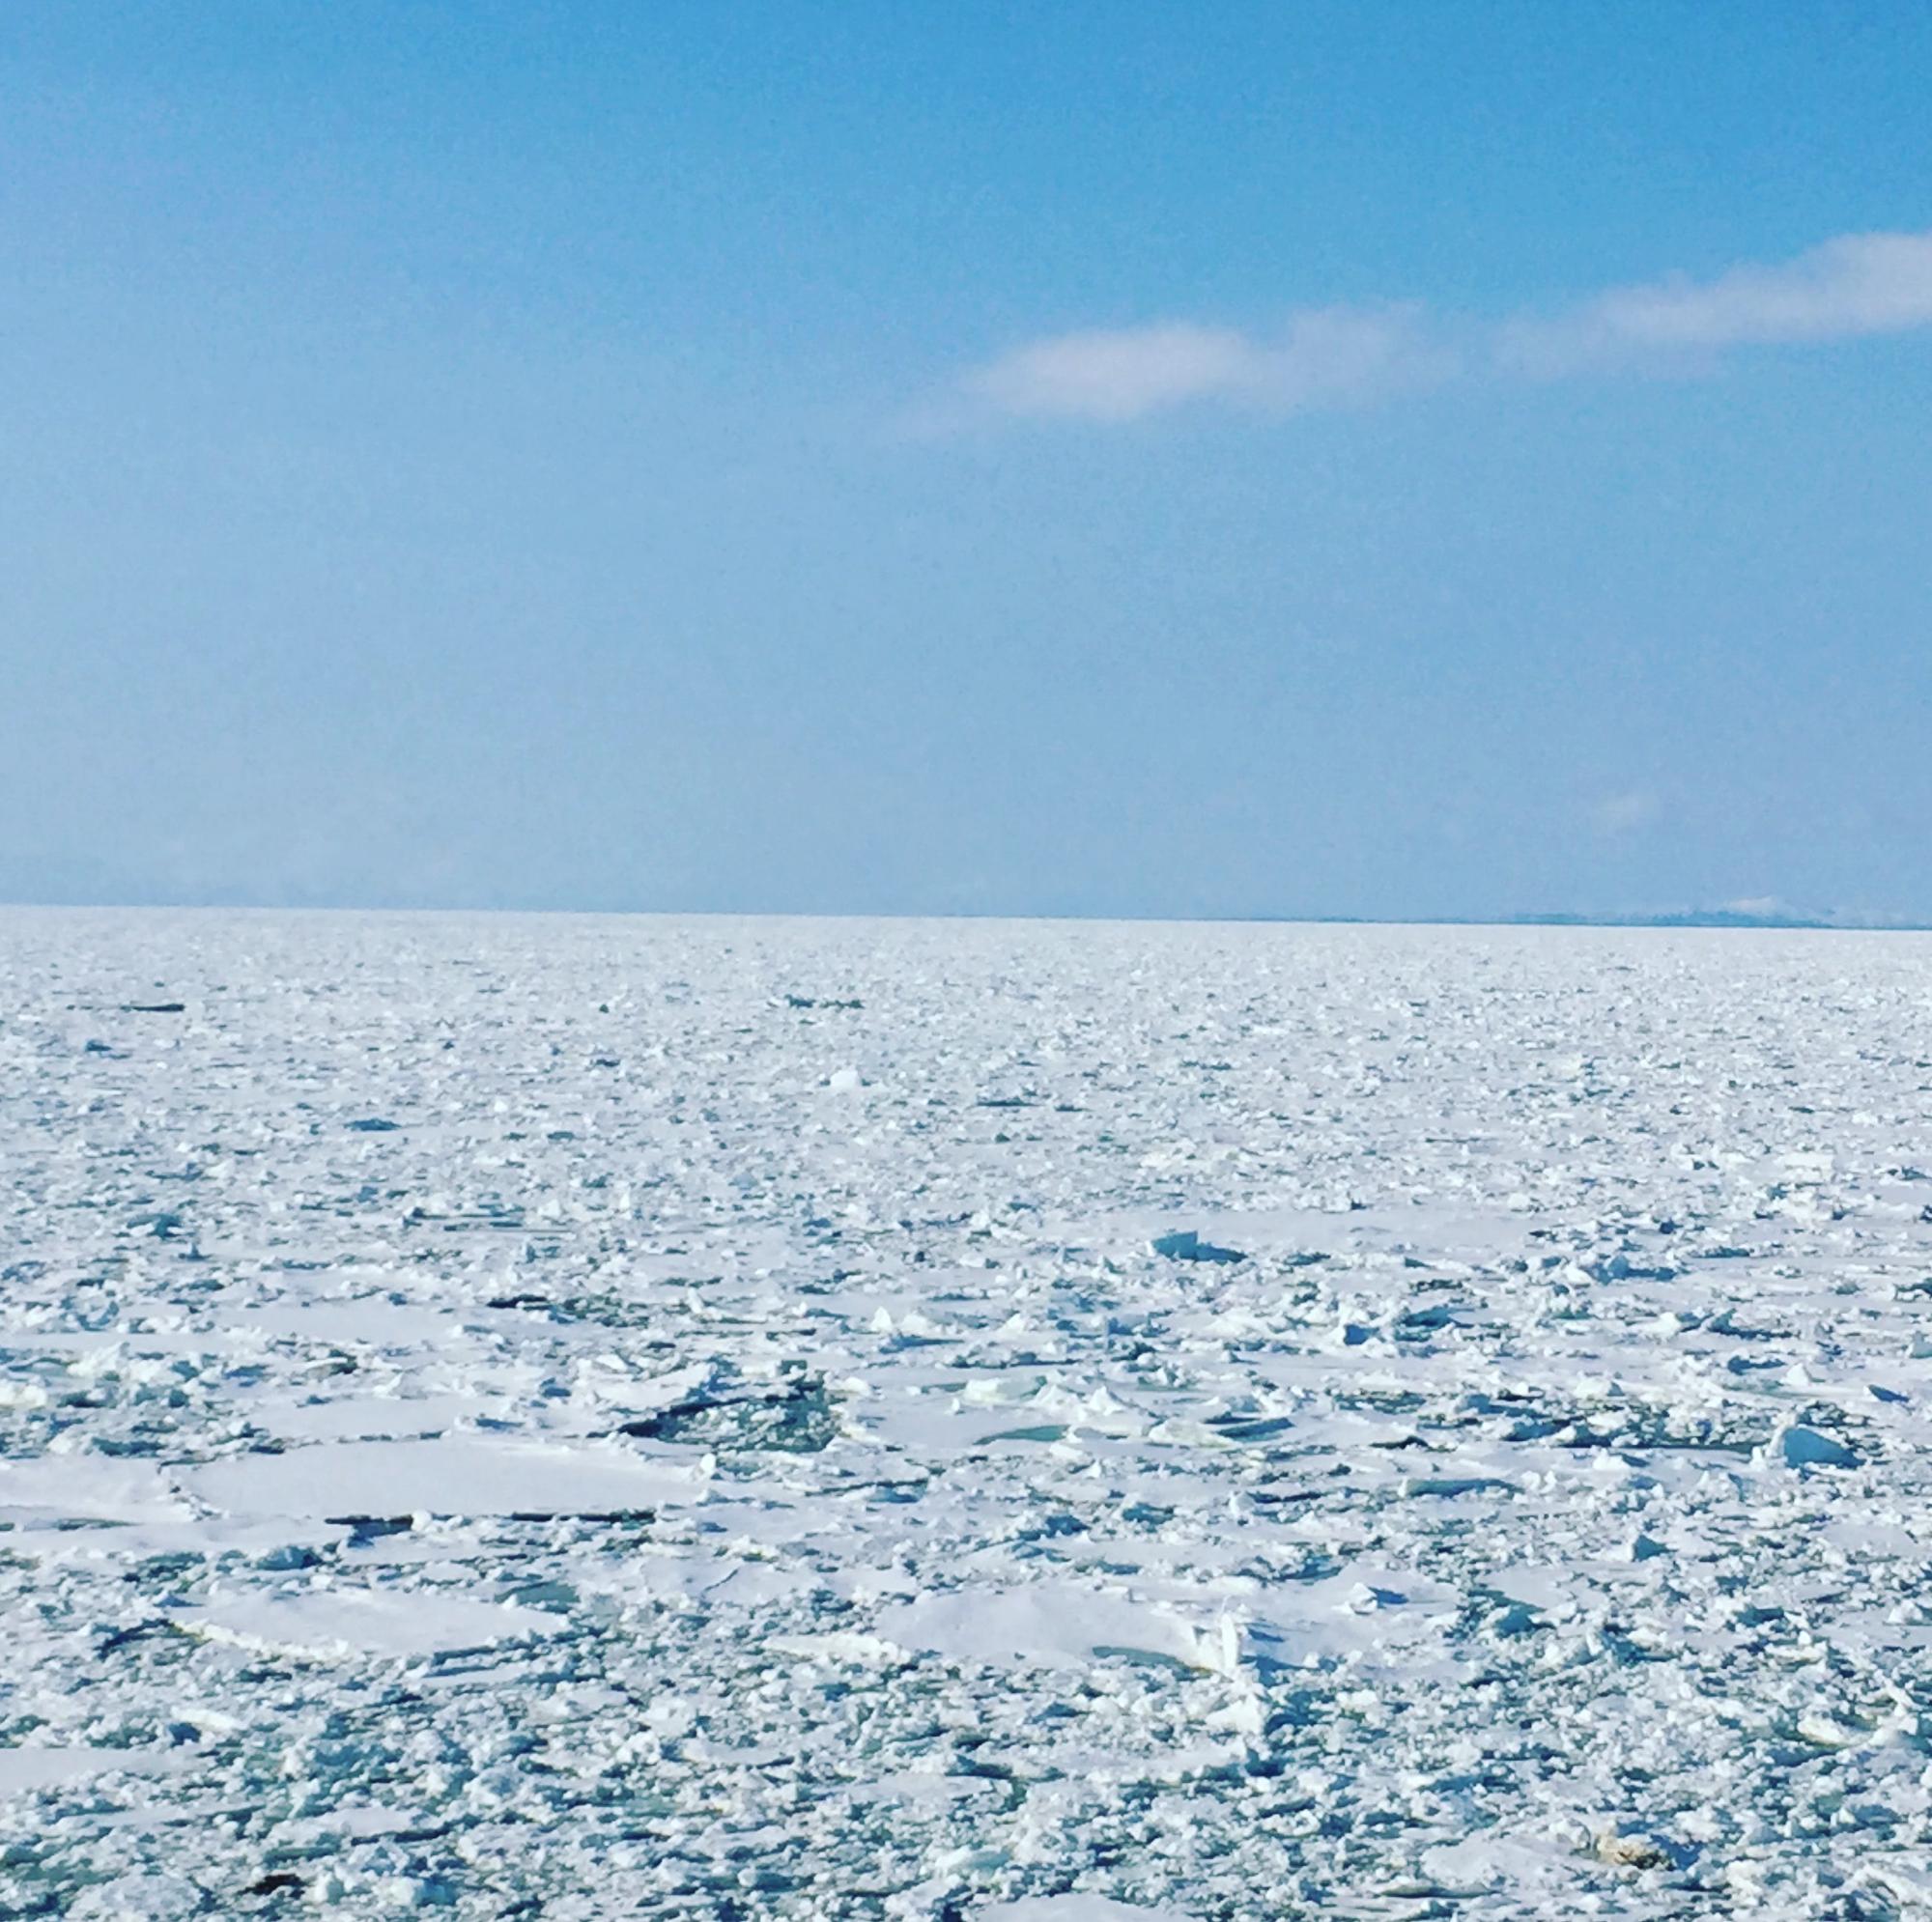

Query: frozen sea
left=4, top=909, right=1932, bottom=1918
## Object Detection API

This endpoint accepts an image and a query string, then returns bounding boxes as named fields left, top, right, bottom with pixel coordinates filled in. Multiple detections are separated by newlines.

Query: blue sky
left=5, top=3, right=1930, bottom=920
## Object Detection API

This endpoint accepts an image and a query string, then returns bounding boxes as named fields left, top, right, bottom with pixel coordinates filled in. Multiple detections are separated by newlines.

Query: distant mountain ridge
left=1500, top=908, right=1924, bottom=931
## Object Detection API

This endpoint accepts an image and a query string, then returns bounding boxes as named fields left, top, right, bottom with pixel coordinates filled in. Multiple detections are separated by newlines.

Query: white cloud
left=1592, top=788, right=1662, bottom=834
left=1498, top=228, right=1932, bottom=376
left=965, top=306, right=1448, bottom=423
left=957, top=226, right=1932, bottom=423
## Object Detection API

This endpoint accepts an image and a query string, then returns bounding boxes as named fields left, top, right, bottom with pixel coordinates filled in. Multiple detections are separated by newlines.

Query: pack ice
left=4, top=909, right=1931, bottom=1918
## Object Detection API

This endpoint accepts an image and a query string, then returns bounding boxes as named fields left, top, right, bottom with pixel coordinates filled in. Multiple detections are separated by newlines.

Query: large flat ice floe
left=4, top=909, right=1932, bottom=1917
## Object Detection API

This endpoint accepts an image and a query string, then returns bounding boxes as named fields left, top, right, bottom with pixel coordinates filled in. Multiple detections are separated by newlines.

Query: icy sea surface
left=5, top=911, right=1932, bottom=1919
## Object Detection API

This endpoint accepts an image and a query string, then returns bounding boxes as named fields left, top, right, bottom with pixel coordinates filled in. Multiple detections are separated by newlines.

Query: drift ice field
left=5, top=909, right=1932, bottom=1918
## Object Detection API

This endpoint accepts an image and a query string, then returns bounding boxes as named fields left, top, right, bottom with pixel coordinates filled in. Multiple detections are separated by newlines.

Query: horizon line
left=0, top=896, right=1923, bottom=934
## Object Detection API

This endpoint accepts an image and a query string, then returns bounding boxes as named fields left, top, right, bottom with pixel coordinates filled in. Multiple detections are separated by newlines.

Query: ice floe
left=5, top=910, right=1932, bottom=1915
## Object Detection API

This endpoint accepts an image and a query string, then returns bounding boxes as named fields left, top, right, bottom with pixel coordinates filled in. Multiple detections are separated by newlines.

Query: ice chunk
left=876, top=1584, right=1236, bottom=1675
left=0, top=1747, right=196, bottom=1796
left=180, top=1589, right=564, bottom=1659
left=1779, top=1426, right=1860, bottom=1469
left=983, top=1901, right=1189, bottom=1921
left=183, top=1436, right=703, bottom=1521
left=0, top=1456, right=195, bottom=1525
left=1149, top=1229, right=1244, bottom=1264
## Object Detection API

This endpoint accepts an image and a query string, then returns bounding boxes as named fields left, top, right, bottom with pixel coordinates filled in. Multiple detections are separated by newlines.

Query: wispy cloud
left=1592, top=788, right=1662, bottom=835
left=1498, top=228, right=1932, bottom=376
left=964, top=306, right=1450, bottom=423
left=954, top=226, right=1932, bottom=425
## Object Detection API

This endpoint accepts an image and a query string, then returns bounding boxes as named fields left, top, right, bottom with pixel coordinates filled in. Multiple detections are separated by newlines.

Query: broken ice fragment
left=1797, top=1708, right=1863, bottom=1749
left=1149, top=1229, right=1244, bottom=1263
left=1779, top=1425, right=1860, bottom=1469
left=1594, top=1828, right=1673, bottom=1870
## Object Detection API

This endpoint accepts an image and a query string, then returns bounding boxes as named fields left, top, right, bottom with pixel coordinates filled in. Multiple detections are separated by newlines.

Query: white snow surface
left=4, top=908, right=1932, bottom=1916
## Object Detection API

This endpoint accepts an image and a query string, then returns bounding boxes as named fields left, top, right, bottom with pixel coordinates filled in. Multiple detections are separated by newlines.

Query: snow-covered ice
left=4, top=908, right=1932, bottom=1916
